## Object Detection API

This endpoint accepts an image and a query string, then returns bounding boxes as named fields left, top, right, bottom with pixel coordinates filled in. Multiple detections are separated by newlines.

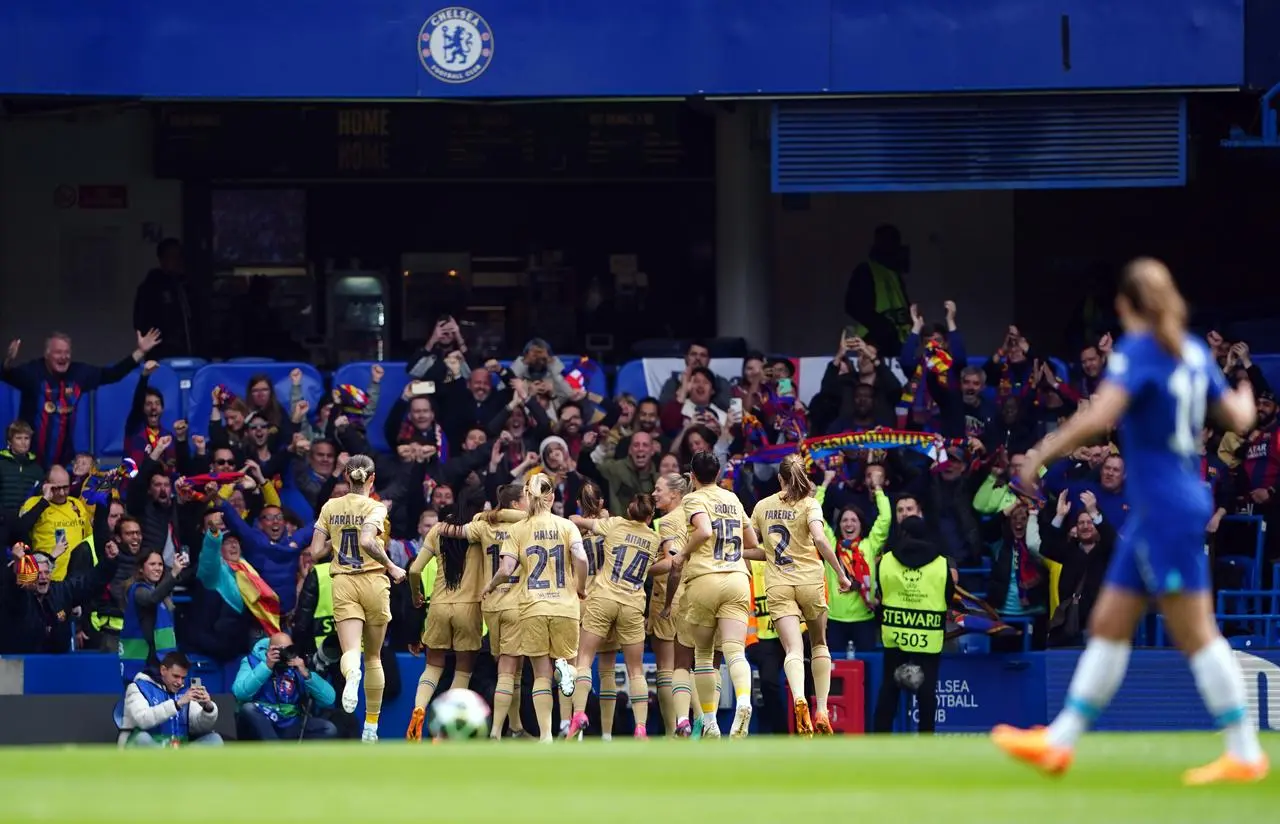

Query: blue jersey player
left=993, top=258, right=1268, bottom=785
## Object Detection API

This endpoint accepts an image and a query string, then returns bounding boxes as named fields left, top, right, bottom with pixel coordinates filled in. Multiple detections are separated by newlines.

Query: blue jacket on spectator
left=217, top=500, right=314, bottom=614
left=232, top=636, right=335, bottom=722
left=196, top=529, right=244, bottom=613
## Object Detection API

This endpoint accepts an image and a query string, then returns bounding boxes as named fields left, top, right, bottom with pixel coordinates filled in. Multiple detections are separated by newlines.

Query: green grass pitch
left=1, top=733, right=1277, bottom=823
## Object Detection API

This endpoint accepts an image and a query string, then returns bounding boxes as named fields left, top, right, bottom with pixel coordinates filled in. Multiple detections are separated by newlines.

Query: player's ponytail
left=524, top=473, right=555, bottom=516
left=440, top=487, right=484, bottom=591
left=778, top=453, right=814, bottom=505
left=626, top=493, right=656, bottom=524
left=344, top=454, right=376, bottom=490
left=484, top=483, right=524, bottom=524
left=1120, top=257, right=1187, bottom=359
left=578, top=481, right=606, bottom=518
left=689, top=451, right=720, bottom=486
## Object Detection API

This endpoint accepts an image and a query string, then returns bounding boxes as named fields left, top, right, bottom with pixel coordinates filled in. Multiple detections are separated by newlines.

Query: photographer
left=232, top=632, right=338, bottom=741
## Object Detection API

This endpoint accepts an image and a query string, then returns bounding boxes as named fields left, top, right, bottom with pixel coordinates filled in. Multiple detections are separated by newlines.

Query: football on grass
left=429, top=689, right=492, bottom=739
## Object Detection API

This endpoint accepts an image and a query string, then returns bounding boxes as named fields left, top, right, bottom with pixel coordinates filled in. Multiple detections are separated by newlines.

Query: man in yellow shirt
left=16, top=465, right=91, bottom=581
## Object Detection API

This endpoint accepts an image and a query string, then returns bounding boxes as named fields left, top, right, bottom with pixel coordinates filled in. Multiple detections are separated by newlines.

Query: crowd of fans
left=2, top=266, right=1277, bottom=739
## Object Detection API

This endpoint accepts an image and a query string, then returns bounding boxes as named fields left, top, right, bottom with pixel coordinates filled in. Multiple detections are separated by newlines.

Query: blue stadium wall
left=2, top=650, right=1277, bottom=743
left=0, top=0, right=1251, bottom=98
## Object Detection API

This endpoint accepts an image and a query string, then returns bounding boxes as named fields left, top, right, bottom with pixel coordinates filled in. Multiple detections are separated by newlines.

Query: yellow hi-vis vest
left=748, top=561, right=772, bottom=643
left=313, top=562, right=335, bottom=651
left=420, top=556, right=439, bottom=635
left=848, top=261, right=911, bottom=344
left=878, top=553, right=947, bottom=654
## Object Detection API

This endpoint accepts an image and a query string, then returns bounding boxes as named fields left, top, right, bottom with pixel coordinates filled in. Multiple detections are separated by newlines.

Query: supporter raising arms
left=2, top=328, right=162, bottom=467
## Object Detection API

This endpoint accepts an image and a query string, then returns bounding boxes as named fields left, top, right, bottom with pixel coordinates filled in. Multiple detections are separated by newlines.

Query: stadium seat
left=1219, top=514, right=1265, bottom=589
left=187, top=363, right=324, bottom=439
left=615, top=360, right=650, bottom=400
left=956, top=634, right=990, bottom=654
left=92, top=365, right=183, bottom=458
left=277, top=485, right=315, bottom=527
left=0, top=387, right=16, bottom=434
left=1228, top=635, right=1266, bottom=651
left=555, top=355, right=608, bottom=397
left=332, top=362, right=410, bottom=454
left=225, top=357, right=274, bottom=364
left=160, top=357, right=208, bottom=417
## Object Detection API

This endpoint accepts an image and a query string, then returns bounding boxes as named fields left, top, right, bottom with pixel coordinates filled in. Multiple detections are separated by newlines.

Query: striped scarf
left=227, top=559, right=281, bottom=633
left=836, top=536, right=875, bottom=611
left=896, top=340, right=952, bottom=428
left=398, top=421, right=448, bottom=462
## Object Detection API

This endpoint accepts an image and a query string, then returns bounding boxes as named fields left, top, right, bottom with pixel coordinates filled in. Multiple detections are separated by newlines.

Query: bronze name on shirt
left=532, top=529, right=560, bottom=542
left=713, top=503, right=737, bottom=516
left=327, top=514, right=367, bottom=526
left=764, top=509, right=795, bottom=522
left=624, top=533, right=653, bottom=549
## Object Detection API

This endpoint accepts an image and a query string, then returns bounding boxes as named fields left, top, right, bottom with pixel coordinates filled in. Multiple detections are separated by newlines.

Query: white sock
left=702, top=711, right=717, bottom=723
left=364, top=720, right=379, bottom=732
left=1046, top=638, right=1131, bottom=748
left=1190, top=637, right=1263, bottom=763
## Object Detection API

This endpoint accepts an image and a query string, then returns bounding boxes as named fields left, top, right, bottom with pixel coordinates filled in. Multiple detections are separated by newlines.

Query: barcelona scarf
left=81, top=458, right=138, bottom=506
left=227, top=558, right=281, bottom=633
left=896, top=340, right=953, bottom=429
left=836, top=537, right=876, bottom=612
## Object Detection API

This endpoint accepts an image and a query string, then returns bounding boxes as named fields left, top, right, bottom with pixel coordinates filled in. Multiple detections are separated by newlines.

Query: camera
left=274, top=644, right=299, bottom=673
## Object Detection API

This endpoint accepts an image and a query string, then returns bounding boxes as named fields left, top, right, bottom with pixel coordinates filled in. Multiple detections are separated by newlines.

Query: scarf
left=399, top=421, right=448, bottom=462
left=227, top=558, right=281, bottom=632
left=1011, top=535, right=1042, bottom=608
left=896, top=340, right=952, bottom=429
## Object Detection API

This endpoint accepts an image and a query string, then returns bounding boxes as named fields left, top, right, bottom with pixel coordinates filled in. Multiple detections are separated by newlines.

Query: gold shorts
left=331, top=572, right=391, bottom=626
left=423, top=602, right=483, bottom=652
left=676, top=595, right=724, bottom=650
left=766, top=582, right=829, bottom=623
left=519, top=615, right=579, bottom=660
left=683, top=573, right=751, bottom=629
left=581, top=597, right=646, bottom=648
left=648, top=604, right=679, bottom=643
left=484, top=608, right=522, bottom=658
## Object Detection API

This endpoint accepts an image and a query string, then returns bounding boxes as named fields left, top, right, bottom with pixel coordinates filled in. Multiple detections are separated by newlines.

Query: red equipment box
left=785, top=658, right=865, bottom=734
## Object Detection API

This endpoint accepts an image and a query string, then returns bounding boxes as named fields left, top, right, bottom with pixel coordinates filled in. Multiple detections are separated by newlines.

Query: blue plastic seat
left=92, top=365, right=183, bottom=458
left=186, top=363, right=324, bottom=438
left=160, top=357, right=208, bottom=416
left=1228, top=635, right=1266, bottom=651
left=614, top=360, right=651, bottom=400
left=956, top=634, right=990, bottom=654
left=332, top=362, right=409, bottom=454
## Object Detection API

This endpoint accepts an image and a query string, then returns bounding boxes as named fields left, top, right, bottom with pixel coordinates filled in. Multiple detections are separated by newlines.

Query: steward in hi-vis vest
left=871, top=515, right=954, bottom=735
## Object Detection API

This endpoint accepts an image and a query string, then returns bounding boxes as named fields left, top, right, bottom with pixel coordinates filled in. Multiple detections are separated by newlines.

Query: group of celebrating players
left=309, top=443, right=848, bottom=744
left=304, top=257, right=1269, bottom=785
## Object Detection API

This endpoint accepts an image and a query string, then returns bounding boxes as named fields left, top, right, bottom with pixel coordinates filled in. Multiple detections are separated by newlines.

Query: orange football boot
left=793, top=698, right=814, bottom=738
left=991, top=725, right=1073, bottom=776
left=1182, top=753, right=1270, bottom=786
left=406, top=706, right=426, bottom=741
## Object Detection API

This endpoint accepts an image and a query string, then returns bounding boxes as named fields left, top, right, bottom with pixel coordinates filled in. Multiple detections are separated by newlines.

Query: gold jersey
left=420, top=522, right=485, bottom=605
left=681, top=485, right=749, bottom=582
left=500, top=512, right=584, bottom=619
left=463, top=509, right=526, bottom=610
left=588, top=516, right=662, bottom=608
left=751, top=493, right=826, bottom=587
left=314, top=493, right=389, bottom=576
left=650, top=507, right=686, bottom=607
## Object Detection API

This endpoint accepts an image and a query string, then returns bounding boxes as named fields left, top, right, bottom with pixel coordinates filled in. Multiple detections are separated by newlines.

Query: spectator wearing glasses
left=216, top=498, right=314, bottom=616
left=13, top=465, right=92, bottom=581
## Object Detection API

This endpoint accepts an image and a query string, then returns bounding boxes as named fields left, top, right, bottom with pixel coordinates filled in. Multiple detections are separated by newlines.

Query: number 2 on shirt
left=767, top=525, right=793, bottom=566
left=711, top=518, right=742, bottom=563
left=338, top=528, right=362, bottom=568
left=1168, top=365, right=1207, bottom=456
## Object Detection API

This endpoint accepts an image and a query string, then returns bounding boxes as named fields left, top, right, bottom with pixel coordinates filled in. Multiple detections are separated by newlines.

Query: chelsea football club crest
left=418, top=7, right=494, bottom=84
